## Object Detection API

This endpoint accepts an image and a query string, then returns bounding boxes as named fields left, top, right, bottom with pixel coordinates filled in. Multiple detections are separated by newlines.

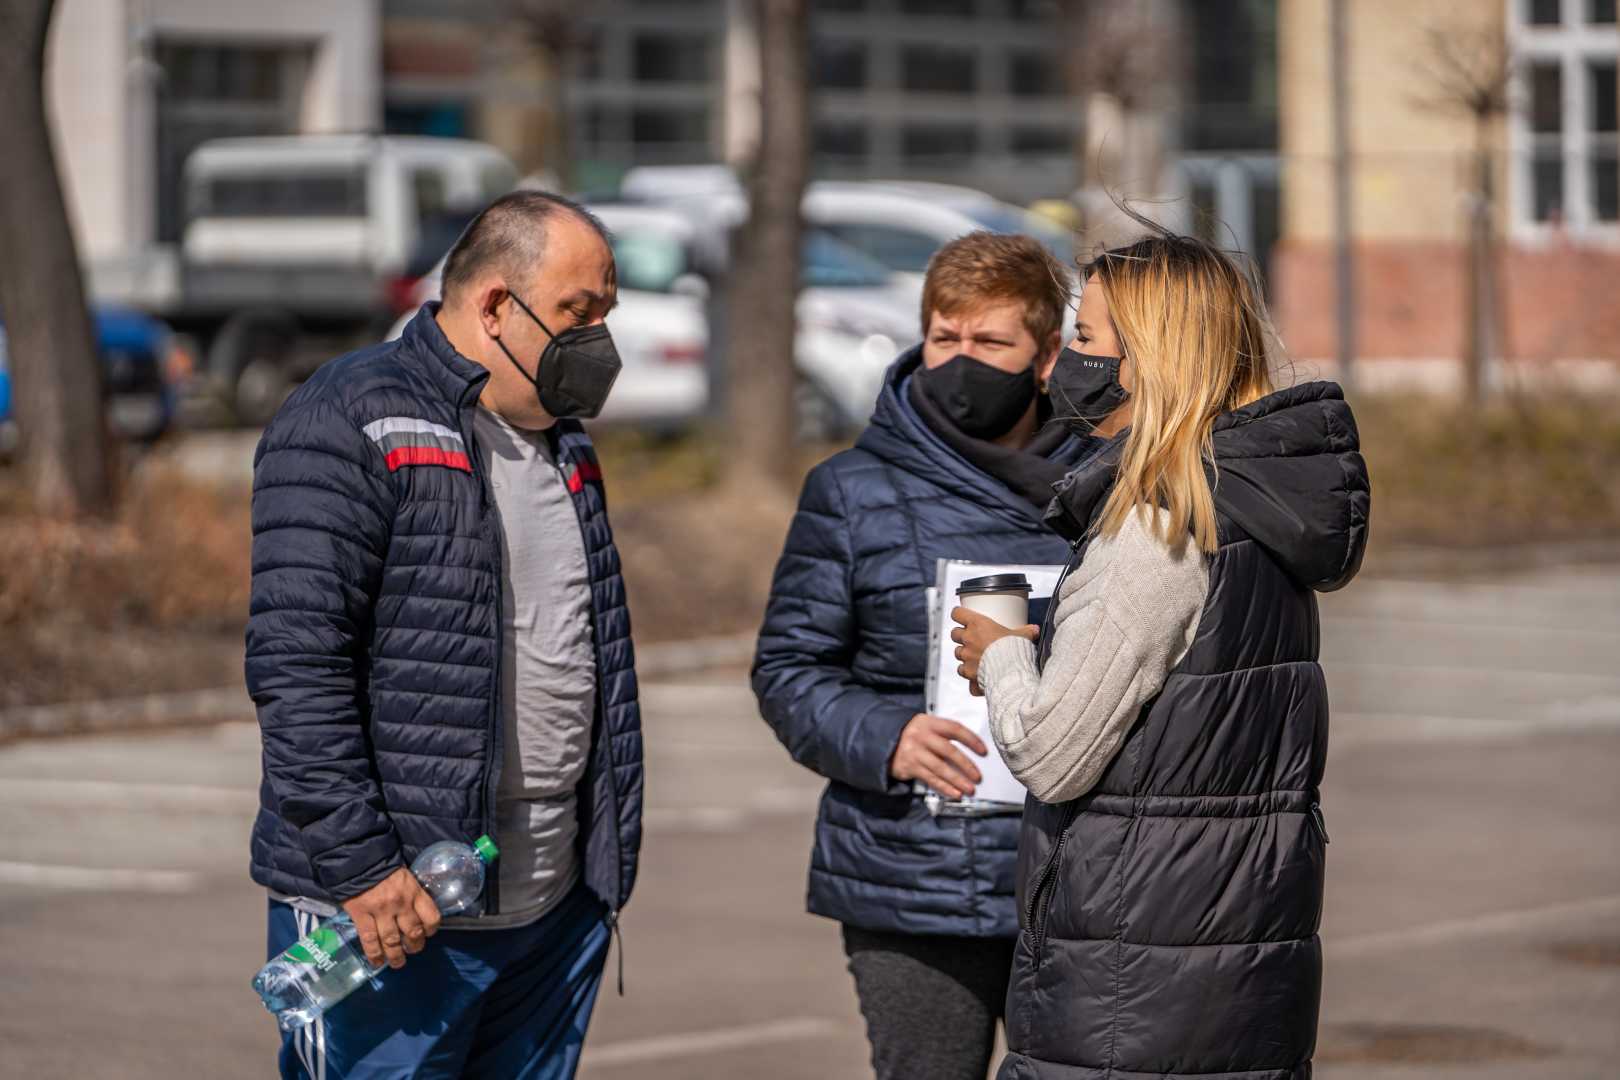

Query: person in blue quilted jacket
left=246, top=191, right=642, bottom=1080
left=753, top=231, right=1096, bottom=1080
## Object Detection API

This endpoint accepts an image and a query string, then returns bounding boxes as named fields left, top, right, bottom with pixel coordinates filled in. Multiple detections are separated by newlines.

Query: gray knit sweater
left=977, top=506, right=1210, bottom=803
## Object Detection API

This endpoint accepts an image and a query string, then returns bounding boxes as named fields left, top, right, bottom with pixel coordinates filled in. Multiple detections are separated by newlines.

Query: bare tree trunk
left=1059, top=0, right=1090, bottom=192
left=506, top=1, right=578, bottom=188
left=1462, top=117, right=1494, bottom=405
left=0, top=0, right=111, bottom=517
left=1329, top=0, right=1356, bottom=394
left=725, top=0, right=806, bottom=492
left=537, top=42, right=573, bottom=190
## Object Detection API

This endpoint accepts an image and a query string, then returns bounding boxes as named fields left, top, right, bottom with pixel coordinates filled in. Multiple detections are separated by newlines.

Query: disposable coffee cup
left=957, top=573, right=1033, bottom=628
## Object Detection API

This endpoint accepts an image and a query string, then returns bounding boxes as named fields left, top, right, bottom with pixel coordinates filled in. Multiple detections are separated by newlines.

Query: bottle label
left=284, top=925, right=344, bottom=973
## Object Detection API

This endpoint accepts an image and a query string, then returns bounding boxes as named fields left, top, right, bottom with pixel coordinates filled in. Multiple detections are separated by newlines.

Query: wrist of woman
left=978, top=633, right=1039, bottom=695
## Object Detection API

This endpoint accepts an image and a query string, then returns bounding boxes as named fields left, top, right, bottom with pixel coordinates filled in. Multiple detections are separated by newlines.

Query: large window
left=1592, top=60, right=1619, bottom=220
left=900, top=0, right=974, bottom=14
left=1010, top=126, right=1069, bottom=155
left=1530, top=61, right=1566, bottom=221
left=631, top=107, right=709, bottom=146
left=901, top=124, right=979, bottom=163
left=812, top=38, right=867, bottom=90
left=1527, top=0, right=1563, bottom=24
left=900, top=45, right=978, bottom=94
left=1509, top=8, right=1620, bottom=237
left=633, top=33, right=710, bottom=83
left=1184, top=0, right=1279, bottom=152
left=1008, top=50, right=1062, bottom=98
left=154, top=41, right=310, bottom=242
left=813, top=122, right=869, bottom=160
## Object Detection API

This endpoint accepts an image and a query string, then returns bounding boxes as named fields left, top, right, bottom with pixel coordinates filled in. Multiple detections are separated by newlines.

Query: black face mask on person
left=491, top=291, right=623, bottom=420
left=915, top=353, right=1037, bottom=440
left=1047, top=347, right=1130, bottom=432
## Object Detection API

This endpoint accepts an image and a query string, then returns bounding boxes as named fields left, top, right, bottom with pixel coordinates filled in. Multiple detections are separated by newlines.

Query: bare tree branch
left=1411, top=25, right=1513, bottom=120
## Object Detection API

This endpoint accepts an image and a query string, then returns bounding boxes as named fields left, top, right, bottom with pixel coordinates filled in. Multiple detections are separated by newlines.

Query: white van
left=182, top=135, right=518, bottom=278
left=172, top=135, right=518, bottom=423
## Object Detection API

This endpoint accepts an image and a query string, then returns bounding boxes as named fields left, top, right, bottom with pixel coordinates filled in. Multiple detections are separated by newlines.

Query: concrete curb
left=0, top=634, right=758, bottom=743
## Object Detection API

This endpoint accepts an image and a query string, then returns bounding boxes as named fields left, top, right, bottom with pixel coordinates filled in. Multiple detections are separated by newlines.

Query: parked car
left=0, top=306, right=184, bottom=453
left=388, top=202, right=922, bottom=437
left=616, top=167, right=1078, bottom=287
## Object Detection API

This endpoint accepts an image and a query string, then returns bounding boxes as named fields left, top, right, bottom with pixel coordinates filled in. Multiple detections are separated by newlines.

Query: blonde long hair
left=1088, top=232, right=1276, bottom=555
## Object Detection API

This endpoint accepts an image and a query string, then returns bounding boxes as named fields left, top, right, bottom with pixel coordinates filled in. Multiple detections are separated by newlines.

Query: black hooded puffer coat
left=1000, top=382, right=1370, bottom=1080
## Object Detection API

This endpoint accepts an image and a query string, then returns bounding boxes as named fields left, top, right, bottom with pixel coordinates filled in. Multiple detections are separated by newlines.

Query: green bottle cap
left=474, top=835, right=499, bottom=863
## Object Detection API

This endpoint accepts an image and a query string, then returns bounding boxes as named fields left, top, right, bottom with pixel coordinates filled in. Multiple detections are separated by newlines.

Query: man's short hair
left=920, top=231, right=1073, bottom=344
left=440, top=191, right=610, bottom=305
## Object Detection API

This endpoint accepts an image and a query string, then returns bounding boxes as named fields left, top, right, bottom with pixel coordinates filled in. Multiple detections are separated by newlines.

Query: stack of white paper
left=923, top=559, right=1066, bottom=813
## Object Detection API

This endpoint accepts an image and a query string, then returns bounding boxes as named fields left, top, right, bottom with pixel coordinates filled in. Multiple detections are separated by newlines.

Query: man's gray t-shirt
left=447, top=405, right=598, bottom=929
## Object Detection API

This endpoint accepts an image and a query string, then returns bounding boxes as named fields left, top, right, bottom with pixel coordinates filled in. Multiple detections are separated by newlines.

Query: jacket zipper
left=1309, top=802, right=1330, bottom=845
left=606, top=907, right=625, bottom=995
left=463, top=405, right=503, bottom=916
left=1027, top=803, right=1082, bottom=969
left=1034, top=537, right=1084, bottom=669
left=564, top=433, right=629, bottom=993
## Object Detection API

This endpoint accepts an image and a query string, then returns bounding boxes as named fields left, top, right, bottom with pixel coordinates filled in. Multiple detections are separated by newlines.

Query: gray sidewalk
left=0, top=563, right=1617, bottom=1078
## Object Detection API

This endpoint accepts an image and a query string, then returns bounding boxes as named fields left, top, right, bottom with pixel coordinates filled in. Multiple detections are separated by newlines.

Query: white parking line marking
left=583, top=1017, right=843, bottom=1068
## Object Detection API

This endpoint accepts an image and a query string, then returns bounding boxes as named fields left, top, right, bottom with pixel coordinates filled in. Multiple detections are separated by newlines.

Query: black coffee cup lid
left=958, top=573, right=1033, bottom=597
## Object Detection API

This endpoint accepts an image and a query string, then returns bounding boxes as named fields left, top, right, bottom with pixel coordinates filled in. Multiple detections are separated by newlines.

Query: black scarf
left=907, top=376, right=1094, bottom=520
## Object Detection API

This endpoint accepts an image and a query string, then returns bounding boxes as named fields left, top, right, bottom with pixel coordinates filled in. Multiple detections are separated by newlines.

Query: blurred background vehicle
left=619, top=165, right=1076, bottom=286
left=93, top=134, right=517, bottom=427
left=0, top=306, right=184, bottom=454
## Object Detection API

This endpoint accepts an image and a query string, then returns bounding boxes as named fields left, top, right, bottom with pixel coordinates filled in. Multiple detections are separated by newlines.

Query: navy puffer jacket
left=246, top=305, right=642, bottom=917
left=753, top=349, right=1090, bottom=938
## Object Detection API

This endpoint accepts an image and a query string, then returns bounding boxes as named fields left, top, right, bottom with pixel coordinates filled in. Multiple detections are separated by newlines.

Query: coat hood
left=1047, top=382, right=1370, bottom=592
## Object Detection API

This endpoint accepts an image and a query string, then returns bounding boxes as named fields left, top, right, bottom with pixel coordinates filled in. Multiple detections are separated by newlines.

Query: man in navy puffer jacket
left=247, top=192, right=641, bottom=1079
left=754, top=233, right=1093, bottom=1080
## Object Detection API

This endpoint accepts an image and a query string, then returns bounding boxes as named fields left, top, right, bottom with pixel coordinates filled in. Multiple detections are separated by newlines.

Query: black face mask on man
left=915, top=353, right=1037, bottom=440
left=492, top=291, right=623, bottom=420
left=1047, top=347, right=1130, bottom=432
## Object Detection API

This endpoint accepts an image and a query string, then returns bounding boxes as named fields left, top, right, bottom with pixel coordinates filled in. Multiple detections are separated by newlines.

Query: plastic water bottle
left=253, top=835, right=500, bottom=1031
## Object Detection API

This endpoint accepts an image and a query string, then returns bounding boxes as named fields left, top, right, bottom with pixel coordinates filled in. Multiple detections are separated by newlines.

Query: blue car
left=0, top=306, right=179, bottom=450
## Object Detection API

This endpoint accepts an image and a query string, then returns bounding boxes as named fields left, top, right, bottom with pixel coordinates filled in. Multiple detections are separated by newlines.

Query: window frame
left=1506, top=0, right=1620, bottom=244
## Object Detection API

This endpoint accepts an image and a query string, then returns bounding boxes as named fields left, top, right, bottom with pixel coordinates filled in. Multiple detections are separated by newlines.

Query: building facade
left=1274, top=0, right=1620, bottom=383
left=380, top=0, right=1278, bottom=236
left=48, top=0, right=380, bottom=272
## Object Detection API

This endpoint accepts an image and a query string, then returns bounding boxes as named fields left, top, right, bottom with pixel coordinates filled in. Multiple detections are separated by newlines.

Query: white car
left=617, top=168, right=1077, bottom=287
left=806, top=181, right=1080, bottom=284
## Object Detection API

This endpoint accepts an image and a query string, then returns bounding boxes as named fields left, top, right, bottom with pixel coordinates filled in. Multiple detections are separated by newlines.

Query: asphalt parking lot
left=1, top=561, right=1617, bottom=1079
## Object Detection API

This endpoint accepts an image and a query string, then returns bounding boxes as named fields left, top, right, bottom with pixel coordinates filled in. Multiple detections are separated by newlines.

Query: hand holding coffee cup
left=951, top=574, right=1040, bottom=696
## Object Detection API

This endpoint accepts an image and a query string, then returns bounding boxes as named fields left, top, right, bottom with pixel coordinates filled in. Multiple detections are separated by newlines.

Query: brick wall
left=1271, top=241, right=1620, bottom=368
